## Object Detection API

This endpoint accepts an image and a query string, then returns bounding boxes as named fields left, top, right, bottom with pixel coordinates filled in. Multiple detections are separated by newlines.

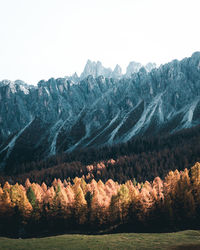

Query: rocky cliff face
left=79, top=59, right=156, bottom=80
left=0, top=52, right=200, bottom=168
left=80, top=60, right=113, bottom=79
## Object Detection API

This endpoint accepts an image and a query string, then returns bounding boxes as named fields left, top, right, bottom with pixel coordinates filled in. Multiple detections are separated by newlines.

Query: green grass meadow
left=0, top=230, right=200, bottom=250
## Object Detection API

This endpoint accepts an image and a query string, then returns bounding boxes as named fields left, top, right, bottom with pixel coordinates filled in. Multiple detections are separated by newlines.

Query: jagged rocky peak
left=126, top=61, right=142, bottom=77
left=15, top=81, right=32, bottom=95
left=64, top=72, right=80, bottom=85
left=112, top=64, right=122, bottom=79
left=80, top=59, right=94, bottom=79
left=145, top=62, right=156, bottom=72
left=125, top=61, right=156, bottom=77
left=37, top=78, right=60, bottom=95
left=0, top=79, right=24, bottom=87
left=37, top=79, right=46, bottom=87
left=139, top=66, right=147, bottom=73
left=96, top=61, right=112, bottom=78
left=80, top=59, right=156, bottom=80
left=96, top=61, right=104, bottom=76
left=191, top=52, right=200, bottom=68
left=80, top=59, right=112, bottom=79
left=0, top=79, right=34, bottom=95
left=192, top=51, right=200, bottom=58
left=72, top=72, right=79, bottom=80
left=1, top=51, right=200, bottom=169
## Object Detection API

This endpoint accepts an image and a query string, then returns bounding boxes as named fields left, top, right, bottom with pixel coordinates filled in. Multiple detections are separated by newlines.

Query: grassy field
left=0, top=230, right=200, bottom=250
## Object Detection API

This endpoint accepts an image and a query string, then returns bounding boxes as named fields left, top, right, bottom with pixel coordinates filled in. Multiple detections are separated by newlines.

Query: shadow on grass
left=171, top=245, right=200, bottom=250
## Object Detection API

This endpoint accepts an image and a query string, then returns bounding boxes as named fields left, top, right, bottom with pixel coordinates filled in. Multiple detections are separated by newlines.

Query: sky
left=0, top=0, right=200, bottom=85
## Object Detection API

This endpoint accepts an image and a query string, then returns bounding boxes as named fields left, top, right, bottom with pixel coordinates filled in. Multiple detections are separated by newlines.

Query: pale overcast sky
left=0, top=0, right=199, bottom=85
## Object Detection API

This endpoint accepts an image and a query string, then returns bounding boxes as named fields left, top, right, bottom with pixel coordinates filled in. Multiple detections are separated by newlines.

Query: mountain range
left=0, top=52, right=200, bottom=169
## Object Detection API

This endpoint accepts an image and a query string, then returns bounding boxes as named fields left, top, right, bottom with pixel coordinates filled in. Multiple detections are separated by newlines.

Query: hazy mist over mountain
left=0, top=0, right=199, bottom=85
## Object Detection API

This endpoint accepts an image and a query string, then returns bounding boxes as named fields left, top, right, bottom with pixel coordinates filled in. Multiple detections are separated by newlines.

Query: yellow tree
left=0, top=186, right=3, bottom=200
left=43, top=186, right=56, bottom=216
left=25, top=179, right=31, bottom=190
left=152, top=177, right=164, bottom=201
left=191, top=162, right=200, bottom=186
left=73, top=185, right=87, bottom=225
left=118, top=185, right=130, bottom=221
left=0, top=190, right=14, bottom=216
left=191, top=162, right=200, bottom=211
left=173, top=169, right=195, bottom=224
left=3, top=181, right=11, bottom=192
left=41, top=182, right=47, bottom=192
left=109, top=184, right=130, bottom=225
left=50, top=184, right=69, bottom=220
left=90, top=186, right=109, bottom=227
left=10, top=183, right=32, bottom=218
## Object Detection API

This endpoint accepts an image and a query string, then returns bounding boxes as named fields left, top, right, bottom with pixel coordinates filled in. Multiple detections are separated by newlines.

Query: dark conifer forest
left=1, top=124, right=200, bottom=186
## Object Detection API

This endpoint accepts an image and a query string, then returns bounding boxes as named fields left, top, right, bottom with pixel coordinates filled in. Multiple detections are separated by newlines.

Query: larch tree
left=190, top=162, right=200, bottom=216
left=117, top=184, right=130, bottom=223
left=73, top=185, right=87, bottom=225
left=10, top=183, right=32, bottom=218
left=0, top=190, right=13, bottom=216
left=26, top=186, right=36, bottom=207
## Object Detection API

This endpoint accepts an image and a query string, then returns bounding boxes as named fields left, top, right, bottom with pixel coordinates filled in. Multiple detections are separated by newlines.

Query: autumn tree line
left=1, top=162, right=200, bottom=237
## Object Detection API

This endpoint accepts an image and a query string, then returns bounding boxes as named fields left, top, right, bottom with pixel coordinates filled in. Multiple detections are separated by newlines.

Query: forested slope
left=1, top=124, right=200, bottom=186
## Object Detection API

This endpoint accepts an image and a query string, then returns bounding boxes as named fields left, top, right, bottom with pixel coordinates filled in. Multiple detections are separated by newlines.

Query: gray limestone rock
left=0, top=52, right=200, bottom=168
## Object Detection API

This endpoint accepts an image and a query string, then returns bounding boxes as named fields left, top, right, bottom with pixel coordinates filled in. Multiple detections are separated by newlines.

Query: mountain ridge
left=0, top=52, right=200, bottom=169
